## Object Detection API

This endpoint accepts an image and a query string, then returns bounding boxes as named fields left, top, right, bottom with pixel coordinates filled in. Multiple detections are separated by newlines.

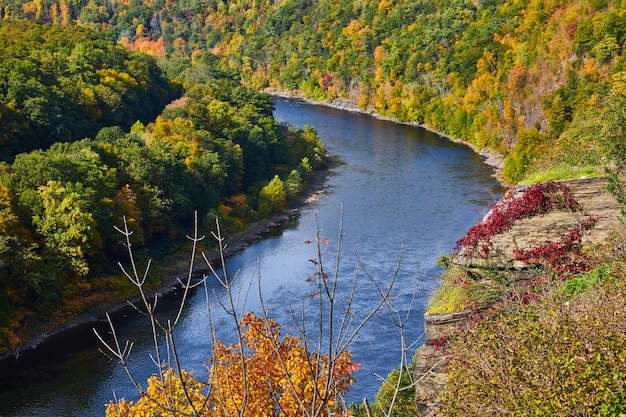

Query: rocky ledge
left=454, top=177, right=624, bottom=269
left=413, top=176, right=624, bottom=416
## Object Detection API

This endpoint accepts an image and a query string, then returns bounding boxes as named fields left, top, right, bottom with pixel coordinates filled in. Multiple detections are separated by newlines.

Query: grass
left=520, top=165, right=604, bottom=184
left=557, top=266, right=611, bottom=298
left=426, top=265, right=504, bottom=315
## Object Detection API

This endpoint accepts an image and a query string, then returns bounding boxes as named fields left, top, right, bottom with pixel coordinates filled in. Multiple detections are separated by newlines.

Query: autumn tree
left=32, top=180, right=102, bottom=276
left=106, top=311, right=358, bottom=417
left=257, top=174, right=286, bottom=216
left=105, top=369, right=209, bottom=417
left=99, top=210, right=406, bottom=417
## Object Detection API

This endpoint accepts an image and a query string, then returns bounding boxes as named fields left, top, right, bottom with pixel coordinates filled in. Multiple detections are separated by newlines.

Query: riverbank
left=2, top=88, right=497, bottom=361
left=0, top=158, right=333, bottom=362
left=268, top=90, right=505, bottom=184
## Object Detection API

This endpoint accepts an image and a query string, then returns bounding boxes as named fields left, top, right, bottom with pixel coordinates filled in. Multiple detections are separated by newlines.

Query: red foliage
left=319, top=73, right=334, bottom=90
left=513, top=216, right=598, bottom=276
left=455, top=181, right=582, bottom=257
left=429, top=336, right=448, bottom=351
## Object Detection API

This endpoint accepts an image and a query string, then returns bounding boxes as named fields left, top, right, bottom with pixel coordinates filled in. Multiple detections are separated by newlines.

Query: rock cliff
left=414, top=176, right=624, bottom=416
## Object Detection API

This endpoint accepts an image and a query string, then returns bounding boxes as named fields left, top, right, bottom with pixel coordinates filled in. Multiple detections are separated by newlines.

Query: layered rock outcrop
left=414, top=176, right=624, bottom=416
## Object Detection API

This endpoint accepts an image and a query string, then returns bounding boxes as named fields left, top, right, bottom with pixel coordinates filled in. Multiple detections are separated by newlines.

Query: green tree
left=562, top=72, right=626, bottom=215
left=597, top=74, right=626, bottom=215
left=0, top=20, right=172, bottom=162
left=257, top=174, right=286, bottom=216
left=371, top=364, right=419, bottom=417
left=0, top=184, right=42, bottom=299
left=32, top=180, right=102, bottom=276
left=284, top=169, right=302, bottom=200
left=502, top=128, right=549, bottom=184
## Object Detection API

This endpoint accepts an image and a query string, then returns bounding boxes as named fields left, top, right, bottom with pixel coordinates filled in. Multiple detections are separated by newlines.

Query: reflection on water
left=0, top=99, right=504, bottom=417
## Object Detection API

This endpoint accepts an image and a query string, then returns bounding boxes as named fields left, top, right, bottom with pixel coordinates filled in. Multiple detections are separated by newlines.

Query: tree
left=258, top=174, right=286, bottom=216
left=98, top=211, right=409, bottom=417
left=0, top=184, right=43, bottom=345
left=563, top=72, right=626, bottom=216
left=502, top=128, right=549, bottom=184
left=209, top=312, right=357, bottom=417
left=32, top=180, right=102, bottom=276
left=104, top=369, right=209, bottom=417
left=0, top=20, right=172, bottom=162
left=284, top=169, right=302, bottom=200
left=112, top=184, right=144, bottom=247
left=596, top=73, right=626, bottom=216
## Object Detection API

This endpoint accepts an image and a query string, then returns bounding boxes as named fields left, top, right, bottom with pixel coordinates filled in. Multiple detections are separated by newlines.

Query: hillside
left=0, top=21, right=328, bottom=356
left=418, top=176, right=626, bottom=415
left=2, top=0, right=625, bottom=183
left=1, top=0, right=626, bottom=415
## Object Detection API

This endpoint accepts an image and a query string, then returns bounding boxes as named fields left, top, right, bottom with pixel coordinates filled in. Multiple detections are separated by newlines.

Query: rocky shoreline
left=268, top=90, right=505, bottom=182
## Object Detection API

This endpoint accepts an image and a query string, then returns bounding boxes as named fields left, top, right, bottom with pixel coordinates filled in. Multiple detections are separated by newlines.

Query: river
left=0, top=98, right=503, bottom=416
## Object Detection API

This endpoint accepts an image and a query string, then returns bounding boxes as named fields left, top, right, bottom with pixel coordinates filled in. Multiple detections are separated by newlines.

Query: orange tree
left=105, top=312, right=357, bottom=417
left=100, top=212, right=398, bottom=417
left=210, top=312, right=357, bottom=417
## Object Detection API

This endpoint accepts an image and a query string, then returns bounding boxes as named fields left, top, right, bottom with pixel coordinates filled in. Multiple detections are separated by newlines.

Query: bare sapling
left=97, top=207, right=426, bottom=416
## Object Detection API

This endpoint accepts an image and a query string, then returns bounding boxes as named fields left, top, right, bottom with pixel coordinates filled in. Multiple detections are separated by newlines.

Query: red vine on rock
left=455, top=181, right=582, bottom=258
left=513, top=216, right=598, bottom=276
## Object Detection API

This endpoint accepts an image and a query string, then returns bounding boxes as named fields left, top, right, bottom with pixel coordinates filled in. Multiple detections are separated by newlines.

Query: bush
left=371, top=363, right=419, bottom=417
left=440, top=267, right=626, bottom=416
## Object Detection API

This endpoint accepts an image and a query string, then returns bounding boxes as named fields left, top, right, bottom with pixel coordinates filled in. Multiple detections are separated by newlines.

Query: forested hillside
left=0, top=20, right=172, bottom=161
left=1, top=1, right=626, bottom=414
left=2, top=0, right=625, bottom=183
left=0, top=21, right=326, bottom=354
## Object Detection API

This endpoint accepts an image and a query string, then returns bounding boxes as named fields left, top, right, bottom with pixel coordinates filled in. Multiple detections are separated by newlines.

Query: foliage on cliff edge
left=441, top=264, right=626, bottom=416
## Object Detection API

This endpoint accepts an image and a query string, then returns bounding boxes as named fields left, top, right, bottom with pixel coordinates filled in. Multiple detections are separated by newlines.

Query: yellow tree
left=32, top=180, right=101, bottom=276
left=105, top=369, right=210, bottom=417
left=104, top=312, right=358, bottom=417
left=257, top=175, right=286, bottom=216
left=210, top=312, right=357, bottom=417
left=102, top=214, right=398, bottom=417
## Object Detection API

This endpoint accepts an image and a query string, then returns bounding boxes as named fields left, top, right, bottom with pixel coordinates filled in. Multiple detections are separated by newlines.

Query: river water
left=0, top=99, right=503, bottom=416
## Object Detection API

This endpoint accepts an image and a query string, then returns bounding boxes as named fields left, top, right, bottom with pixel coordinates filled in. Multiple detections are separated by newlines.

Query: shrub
left=370, top=363, right=419, bottom=417
left=440, top=268, right=626, bottom=416
left=558, top=266, right=610, bottom=298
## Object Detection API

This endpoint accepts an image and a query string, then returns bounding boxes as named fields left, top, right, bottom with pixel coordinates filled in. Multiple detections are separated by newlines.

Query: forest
left=0, top=21, right=326, bottom=354
left=1, top=0, right=626, bottom=415
left=2, top=0, right=625, bottom=184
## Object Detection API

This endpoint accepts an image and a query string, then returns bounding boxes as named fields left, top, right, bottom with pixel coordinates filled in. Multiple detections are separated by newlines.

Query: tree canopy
left=0, top=20, right=173, bottom=162
left=2, top=0, right=625, bottom=182
left=0, top=20, right=327, bottom=355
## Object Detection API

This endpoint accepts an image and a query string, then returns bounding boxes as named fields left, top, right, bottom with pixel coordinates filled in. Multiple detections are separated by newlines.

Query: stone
left=414, top=177, right=625, bottom=416
left=453, top=177, right=623, bottom=269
